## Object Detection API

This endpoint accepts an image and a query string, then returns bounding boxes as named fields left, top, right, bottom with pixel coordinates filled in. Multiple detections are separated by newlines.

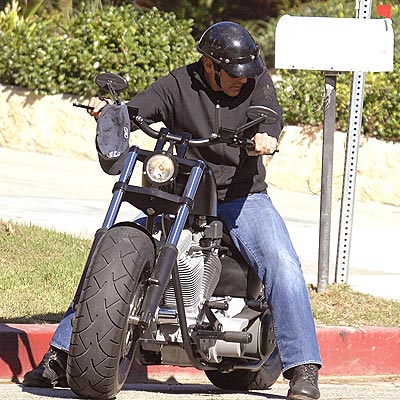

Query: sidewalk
left=1, top=147, right=399, bottom=300
left=0, top=147, right=399, bottom=382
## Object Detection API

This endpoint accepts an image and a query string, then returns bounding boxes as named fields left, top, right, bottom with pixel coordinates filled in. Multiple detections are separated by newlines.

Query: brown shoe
left=22, top=346, right=68, bottom=388
left=285, top=364, right=320, bottom=399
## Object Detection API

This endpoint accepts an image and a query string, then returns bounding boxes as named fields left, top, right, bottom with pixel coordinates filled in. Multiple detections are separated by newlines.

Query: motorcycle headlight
left=144, top=153, right=176, bottom=185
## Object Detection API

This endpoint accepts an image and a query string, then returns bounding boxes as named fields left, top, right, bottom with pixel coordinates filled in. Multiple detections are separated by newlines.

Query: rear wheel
left=66, top=225, right=155, bottom=399
left=205, top=348, right=281, bottom=390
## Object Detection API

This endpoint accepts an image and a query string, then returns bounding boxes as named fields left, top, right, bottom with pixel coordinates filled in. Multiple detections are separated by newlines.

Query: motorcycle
left=67, top=73, right=281, bottom=399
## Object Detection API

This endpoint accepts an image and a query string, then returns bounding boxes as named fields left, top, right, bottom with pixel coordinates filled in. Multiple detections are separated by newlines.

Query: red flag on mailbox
left=376, top=4, right=392, bottom=18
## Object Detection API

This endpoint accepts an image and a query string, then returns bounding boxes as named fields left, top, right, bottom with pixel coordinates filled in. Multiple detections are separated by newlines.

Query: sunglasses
left=225, top=70, right=242, bottom=79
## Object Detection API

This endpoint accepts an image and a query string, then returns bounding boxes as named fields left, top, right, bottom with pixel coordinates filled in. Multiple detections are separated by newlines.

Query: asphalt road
left=1, top=379, right=400, bottom=400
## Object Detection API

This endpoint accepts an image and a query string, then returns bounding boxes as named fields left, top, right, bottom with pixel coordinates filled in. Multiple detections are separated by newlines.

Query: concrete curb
left=0, top=324, right=399, bottom=383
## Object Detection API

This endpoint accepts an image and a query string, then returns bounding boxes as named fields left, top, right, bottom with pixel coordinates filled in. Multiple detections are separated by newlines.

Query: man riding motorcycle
left=23, top=21, right=322, bottom=400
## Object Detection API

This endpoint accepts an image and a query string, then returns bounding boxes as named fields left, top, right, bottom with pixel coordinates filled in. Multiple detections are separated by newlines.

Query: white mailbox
left=275, top=15, right=394, bottom=72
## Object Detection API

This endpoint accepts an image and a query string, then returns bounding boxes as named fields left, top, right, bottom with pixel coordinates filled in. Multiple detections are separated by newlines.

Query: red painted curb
left=317, top=326, right=400, bottom=376
left=0, top=324, right=57, bottom=382
left=0, top=324, right=399, bottom=383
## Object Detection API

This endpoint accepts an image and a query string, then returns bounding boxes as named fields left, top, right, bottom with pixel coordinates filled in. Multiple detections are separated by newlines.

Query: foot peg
left=195, top=330, right=252, bottom=344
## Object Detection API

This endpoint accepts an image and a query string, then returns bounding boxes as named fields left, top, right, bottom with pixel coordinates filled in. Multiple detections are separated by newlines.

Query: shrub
left=0, top=2, right=198, bottom=98
left=274, top=67, right=400, bottom=142
left=0, top=1, right=398, bottom=141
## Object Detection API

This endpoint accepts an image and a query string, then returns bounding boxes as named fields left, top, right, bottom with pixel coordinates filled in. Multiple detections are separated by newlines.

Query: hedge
left=0, top=1, right=398, bottom=141
left=0, top=2, right=198, bottom=98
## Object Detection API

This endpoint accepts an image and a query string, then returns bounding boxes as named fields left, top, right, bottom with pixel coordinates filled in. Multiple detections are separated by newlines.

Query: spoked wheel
left=66, top=225, right=155, bottom=399
left=205, top=347, right=281, bottom=390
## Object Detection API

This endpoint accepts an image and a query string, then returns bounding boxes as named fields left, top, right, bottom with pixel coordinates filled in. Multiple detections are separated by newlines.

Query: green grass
left=0, top=220, right=399, bottom=327
left=0, top=220, right=91, bottom=323
left=309, top=284, right=400, bottom=328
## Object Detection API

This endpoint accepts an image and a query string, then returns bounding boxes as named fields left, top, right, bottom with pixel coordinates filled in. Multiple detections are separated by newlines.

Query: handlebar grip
left=73, top=103, right=94, bottom=111
left=245, top=139, right=255, bottom=150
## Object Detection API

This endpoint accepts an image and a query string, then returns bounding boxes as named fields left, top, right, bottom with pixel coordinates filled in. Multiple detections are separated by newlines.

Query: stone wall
left=1, top=84, right=399, bottom=206
left=264, top=126, right=400, bottom=206
left=0, top=84, right=156, bottom=160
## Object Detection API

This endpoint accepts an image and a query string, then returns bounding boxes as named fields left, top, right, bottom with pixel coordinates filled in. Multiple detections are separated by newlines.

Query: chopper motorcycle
left=67, top=73, right=282, bottom=399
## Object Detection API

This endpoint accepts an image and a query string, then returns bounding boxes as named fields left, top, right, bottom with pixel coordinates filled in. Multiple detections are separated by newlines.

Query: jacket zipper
left=215, top=101, right=221, bottom=133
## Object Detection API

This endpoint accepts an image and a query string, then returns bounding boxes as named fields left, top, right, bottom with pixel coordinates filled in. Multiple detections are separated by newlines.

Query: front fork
left=138, top=161, right=205, bottom=329
left=73, top=147, right=205, bottom=315
left=102, top=147, right=140, bottom=229
left=74, top=146, right=205, bottom=330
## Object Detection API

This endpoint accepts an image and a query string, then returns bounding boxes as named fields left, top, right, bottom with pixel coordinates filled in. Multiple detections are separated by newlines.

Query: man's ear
left=203, top=57, right=214, bottom=73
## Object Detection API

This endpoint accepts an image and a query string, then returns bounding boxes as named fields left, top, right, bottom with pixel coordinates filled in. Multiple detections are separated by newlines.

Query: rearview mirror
left=246, top=106, right=279, bottom=125
left=95, top=73, right=128, bottom=92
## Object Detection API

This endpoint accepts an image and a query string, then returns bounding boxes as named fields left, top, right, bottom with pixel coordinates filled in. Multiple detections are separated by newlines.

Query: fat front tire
left=66, top=225, right=155, bottom=399
left=205, top=348, right=281, bottom=390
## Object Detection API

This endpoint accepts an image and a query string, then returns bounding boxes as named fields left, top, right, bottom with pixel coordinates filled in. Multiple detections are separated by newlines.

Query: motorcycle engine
left=148, top=222, right=269, bottom=366
left=161, top=228, right=222, bottom=319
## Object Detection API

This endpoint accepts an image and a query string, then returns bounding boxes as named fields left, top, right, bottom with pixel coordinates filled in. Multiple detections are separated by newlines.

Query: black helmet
left=197, top=21, right=264, bottom=78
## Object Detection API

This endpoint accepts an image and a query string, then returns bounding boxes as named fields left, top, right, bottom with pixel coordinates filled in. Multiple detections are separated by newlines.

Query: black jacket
left=101, top=60, right=284, bottom=201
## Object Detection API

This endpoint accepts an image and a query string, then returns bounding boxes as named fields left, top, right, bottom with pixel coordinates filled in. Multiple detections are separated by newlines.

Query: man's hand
left=88, top=96, right=110, bottom=118
left=247, top=133, right=278, bottom=156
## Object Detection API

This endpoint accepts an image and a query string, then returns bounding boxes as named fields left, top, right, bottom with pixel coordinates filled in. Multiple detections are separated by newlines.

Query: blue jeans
left=217, top=193, right=321, bottom=373
left=51, top=193, right=321, bottom=373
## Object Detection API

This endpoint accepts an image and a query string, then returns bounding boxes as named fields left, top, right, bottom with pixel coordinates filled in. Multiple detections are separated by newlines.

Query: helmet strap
left=213, top=62, right=222, bottom=88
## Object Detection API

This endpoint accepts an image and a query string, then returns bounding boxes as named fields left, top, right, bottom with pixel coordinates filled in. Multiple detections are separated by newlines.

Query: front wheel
left=66, top=225, right=155, bottom=399
left=205, top=347, right=281, bottom=390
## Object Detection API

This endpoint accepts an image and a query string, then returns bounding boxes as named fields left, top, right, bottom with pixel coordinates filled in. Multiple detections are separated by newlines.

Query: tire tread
left=67, top=226, right=154, bottom=399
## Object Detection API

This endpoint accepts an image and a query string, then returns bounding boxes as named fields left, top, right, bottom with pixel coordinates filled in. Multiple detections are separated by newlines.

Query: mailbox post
left=318, top=72, right=337, bottom=291
left=275, top=0, right=393, bottom=291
